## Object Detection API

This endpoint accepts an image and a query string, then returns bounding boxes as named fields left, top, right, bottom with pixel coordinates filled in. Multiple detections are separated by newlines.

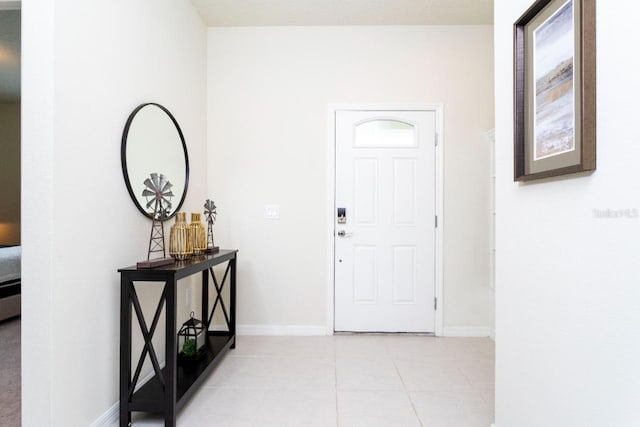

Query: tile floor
left=125, top=334, right=495, bottom=427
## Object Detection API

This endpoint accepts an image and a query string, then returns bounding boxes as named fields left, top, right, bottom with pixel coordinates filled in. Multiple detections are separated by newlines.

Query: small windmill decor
left=204, top=199, right=219, bottom=253
left=137, top=173, right=176, bottom=268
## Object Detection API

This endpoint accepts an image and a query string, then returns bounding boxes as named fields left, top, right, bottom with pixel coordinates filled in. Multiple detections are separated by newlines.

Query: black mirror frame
left=121, top=102, right=190, bottom=220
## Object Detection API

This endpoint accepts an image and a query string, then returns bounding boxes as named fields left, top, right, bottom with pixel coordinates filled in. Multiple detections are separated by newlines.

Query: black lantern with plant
left=177, top=312, right=206, bottom=360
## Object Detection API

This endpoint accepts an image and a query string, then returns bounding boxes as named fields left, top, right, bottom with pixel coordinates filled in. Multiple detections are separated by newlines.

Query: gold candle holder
left=169, top=212, right=193, bottom=260
left=190, top=213, right=207, bottom=255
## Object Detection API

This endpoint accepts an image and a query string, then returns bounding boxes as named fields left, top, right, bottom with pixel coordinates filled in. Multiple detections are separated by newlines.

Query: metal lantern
left=177, top=312, right=206, bottom=359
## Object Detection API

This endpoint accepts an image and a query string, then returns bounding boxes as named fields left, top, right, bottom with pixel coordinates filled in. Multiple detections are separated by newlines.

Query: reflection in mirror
left=121, top=103, right=189, bottom=220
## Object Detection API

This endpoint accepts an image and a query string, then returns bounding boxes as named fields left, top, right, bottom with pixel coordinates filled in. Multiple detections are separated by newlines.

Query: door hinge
left=435, top=133, right=439, bottom=146
left=435, top=215, right=438, bottom=227
left=434, top=297, right=438, bottom=310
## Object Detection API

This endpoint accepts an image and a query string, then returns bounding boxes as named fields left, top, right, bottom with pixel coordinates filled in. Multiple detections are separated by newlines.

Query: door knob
left=337, top=230, right=353, bottom=238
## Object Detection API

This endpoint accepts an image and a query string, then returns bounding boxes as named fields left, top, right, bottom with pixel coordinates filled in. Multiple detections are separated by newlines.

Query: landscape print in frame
left=513, top=0, right=596, bottom=182
left=533, top=0, right=574, bottom=161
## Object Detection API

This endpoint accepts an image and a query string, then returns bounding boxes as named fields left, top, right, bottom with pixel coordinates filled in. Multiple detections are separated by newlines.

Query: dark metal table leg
left=202, top=270, right=209, bottom=330
left=120, top=277, right=132, bottom=427
left=230, top=256, right=237, bottom=349
left=165, top=279, right=177, bottom=427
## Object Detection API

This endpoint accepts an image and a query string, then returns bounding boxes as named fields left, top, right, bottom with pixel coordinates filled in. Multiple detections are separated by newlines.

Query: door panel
left=354, top=159, right=378, bottom=224
left=393, top=158, right=416, bottom=225
left=353, top=246, right=377, bottom=303
left=393, top=245, right=416, bottom=304
left=334, top=110, right=436, bottom=333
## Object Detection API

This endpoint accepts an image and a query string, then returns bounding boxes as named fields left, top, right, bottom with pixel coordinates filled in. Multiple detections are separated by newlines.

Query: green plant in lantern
left=182, top=338, right=197, bottom=357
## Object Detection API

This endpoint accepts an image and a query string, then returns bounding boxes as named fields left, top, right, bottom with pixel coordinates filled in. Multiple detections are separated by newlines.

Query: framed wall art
left=514, top=0, right=596, bottom=181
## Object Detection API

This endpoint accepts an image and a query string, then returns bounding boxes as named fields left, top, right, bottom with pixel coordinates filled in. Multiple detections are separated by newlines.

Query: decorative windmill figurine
left=137, top=173, right=175, bottom=268
left=204, top=199, right=219, bottom=253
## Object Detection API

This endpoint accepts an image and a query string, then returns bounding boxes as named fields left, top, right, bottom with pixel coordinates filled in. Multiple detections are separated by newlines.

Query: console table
left=119, top=249, right=238, bottom=427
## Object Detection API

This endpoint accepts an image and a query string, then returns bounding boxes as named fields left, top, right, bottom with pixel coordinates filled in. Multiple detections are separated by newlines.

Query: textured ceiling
left=0, top=9, right=20, bottom=102
left=191, top=0, right=494, bottom=26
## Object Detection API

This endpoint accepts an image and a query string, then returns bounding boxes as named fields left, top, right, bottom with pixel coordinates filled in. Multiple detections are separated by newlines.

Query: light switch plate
left=264, top=205, right=280, bottom=219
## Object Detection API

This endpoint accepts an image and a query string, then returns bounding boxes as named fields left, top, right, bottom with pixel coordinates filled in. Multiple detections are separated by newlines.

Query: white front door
left=334, top=110, right=437, bottom=332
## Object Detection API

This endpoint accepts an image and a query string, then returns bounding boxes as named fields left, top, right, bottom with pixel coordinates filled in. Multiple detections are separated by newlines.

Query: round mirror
left=121, top=103, right=189, bottom=220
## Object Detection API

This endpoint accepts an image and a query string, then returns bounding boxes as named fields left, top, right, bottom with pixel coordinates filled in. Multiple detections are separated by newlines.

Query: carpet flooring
left=0, top=316, right=20, bottom=427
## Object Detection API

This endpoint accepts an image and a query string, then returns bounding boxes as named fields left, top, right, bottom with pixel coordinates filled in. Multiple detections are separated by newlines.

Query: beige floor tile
left=180, top=386, right=266, bottom=419
left=459, top=366, right=495, bottom=390
left=204, top=356, right=335, bottom=389
left=231, top=335, right=336, bottom=360
left=337, top=390, right=421, bottom=427
left=121, top=335, right=494, bottom=426
left=384, top=335, right=446, bottom=362
left=478, top=388, right=495, bottom=412
left=336, top=357, right=404, bottom=390
left=253, top=387, right=337, bottom=426
left=334, top=334, right=392, bottom=359
left=410, top=390, right=494, bottom=427
left=178, top=413, right=255, bottom=426
left=178, top=386, right=337, bottom=426
left=394, top=359, right=473, bottom=392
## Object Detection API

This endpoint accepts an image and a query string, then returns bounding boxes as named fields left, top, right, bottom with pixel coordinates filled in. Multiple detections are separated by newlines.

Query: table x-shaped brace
left=129, top=283, right=167, bottom=398
left=206, top=262, right=231, bottom=332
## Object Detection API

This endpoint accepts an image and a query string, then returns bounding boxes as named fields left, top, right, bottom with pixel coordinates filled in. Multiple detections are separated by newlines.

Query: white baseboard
left=91, top=366, right=162, bottom=427
left=237, top=324, right=329, bottom=336
left=91, top=400, right=118, bottom=427
left=489, top=327, right=496, bottom=341
left=237, top=325, right=491, bottom=337
left=442, top=326, right=492, bottom=337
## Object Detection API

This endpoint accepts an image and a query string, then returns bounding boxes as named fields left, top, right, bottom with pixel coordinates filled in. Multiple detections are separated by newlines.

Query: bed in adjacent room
left=0, top=245, right=21, bottom=321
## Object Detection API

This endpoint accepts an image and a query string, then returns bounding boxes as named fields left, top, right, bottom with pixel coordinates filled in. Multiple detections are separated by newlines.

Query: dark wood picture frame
left=514, top=0, right=596, bottom=181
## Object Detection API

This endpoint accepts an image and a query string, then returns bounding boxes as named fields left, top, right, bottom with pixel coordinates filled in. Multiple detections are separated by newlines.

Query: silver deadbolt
left=337, top=230, right=353, bottom=238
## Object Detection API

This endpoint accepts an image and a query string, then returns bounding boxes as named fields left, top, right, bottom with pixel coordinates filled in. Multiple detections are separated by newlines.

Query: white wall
left=22, top=0, right=207, bottom=425
left=0, top=102, right=20, bottom=244
left=495, top=1, right=640, bottom=425
left=207, top=26, right=494, bottom=332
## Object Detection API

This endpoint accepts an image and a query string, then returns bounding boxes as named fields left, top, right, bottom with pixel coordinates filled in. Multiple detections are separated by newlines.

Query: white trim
left=326, top=108, right=337, bottom=335
left=442, top=326, right=492, bottom=338
left=487, top=128, right=496, bottom=291
left=90, top=366, right=160, bottom=427
left=487, top=128, right=496, bottom=345
left=90, top=401, right=119, bottom=427
left=326, top=103, right=445, bottom=336
left=433, top=105, right=444, bottom=337
left=237, top=324, right=329, bottom=336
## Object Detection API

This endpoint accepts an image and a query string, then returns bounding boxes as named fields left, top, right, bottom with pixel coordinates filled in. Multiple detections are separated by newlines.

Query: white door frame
left=326, top=103, right=444, bottom=336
